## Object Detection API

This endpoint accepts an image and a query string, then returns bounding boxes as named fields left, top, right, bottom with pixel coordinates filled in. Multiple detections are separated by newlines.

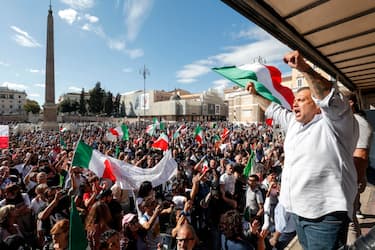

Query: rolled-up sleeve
left=265, top=102, right=293, bottom=130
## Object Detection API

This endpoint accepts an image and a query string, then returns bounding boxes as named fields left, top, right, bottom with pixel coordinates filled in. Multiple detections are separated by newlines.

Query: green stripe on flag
left=72, top=141, right=93, bottom=169
left=69, top=197, right=88, bottom=250
left=243, top=150, right=255, bottom=178
left=121, top=124, right=129, bottom=141
left=212, top=66, right=282, bottom=105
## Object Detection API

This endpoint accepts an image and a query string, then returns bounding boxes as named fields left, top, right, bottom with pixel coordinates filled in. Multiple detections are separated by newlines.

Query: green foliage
left=88, top=82, right=104, bottom=114
left=79, top=88, right=87, bottom=115
left=113, top=93, right=121, bottom=117
left=23, top=99, right=41, bottom=114
left=104, top=91, right=114, bottom=116
left=120, top=101, right=126, bottom=117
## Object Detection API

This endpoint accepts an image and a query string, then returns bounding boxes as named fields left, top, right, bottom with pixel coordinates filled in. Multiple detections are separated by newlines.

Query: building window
left=19, top=95, right=21, bottom=98
left=9, top=94, right=14, bottom=99
left=297, top=77, right=303, bottom=88
left=0, top=94, right=5, bottom=99
left=18, top=105, right=21, bottom=110
left=9, top=105, right=13, bottom=109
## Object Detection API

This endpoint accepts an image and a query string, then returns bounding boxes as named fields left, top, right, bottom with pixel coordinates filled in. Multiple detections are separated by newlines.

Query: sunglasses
left=176, top=237, right=194, bottom=243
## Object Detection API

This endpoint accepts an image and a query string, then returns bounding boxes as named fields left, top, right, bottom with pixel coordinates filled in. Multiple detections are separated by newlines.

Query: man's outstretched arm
left=284, top=50, right=332, bottom=100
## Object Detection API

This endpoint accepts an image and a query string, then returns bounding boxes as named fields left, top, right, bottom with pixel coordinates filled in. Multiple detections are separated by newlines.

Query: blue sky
left=0, top=0, right=291, bottom=105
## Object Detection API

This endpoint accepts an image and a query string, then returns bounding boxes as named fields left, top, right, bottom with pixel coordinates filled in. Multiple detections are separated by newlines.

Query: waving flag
left=213, top=63, right=294, bottom=110
left=69, top=197, right=88, bottom=250
left=72, top=141, right=177, bottom=189
left=109, top=124, right=129, bottom=141
left=72, top=141, right=117, bottom=182
left=152, top=133, right=169, bottom=151
left=221, top=128, right=230, bottom=140
left=194, top=125, right=204, bottom=144
left=0, top=125, right=9, bottom=149
left=173, top=124, right=186, bottom=139
left=243, top=149, right=255, bottom=178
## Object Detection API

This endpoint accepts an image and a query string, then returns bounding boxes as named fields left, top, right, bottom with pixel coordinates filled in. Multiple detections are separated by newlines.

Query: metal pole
left=139, top=65, right=150, bottom=124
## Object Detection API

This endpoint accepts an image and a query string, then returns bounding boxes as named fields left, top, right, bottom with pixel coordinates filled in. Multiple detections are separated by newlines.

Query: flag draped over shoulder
left=69, top=197, right=88, bottom=250
left=109, top=124, right=129, bottom=141
left=72, top=141, right=177, bottom=189
left=212, top=63, right=294, bottom=110
left=0, top=125, right=9, bottom=149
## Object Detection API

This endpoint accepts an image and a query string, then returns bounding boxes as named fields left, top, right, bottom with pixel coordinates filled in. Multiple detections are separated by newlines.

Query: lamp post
left=139, top=65, right=150, bottom=122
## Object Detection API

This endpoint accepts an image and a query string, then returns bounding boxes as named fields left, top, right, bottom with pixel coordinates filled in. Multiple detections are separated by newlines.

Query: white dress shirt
left=265, top=87, right=358, bottom=219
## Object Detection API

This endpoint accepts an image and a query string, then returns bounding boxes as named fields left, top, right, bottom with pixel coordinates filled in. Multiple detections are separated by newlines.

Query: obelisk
left=43, top=2, right=58, bottom=130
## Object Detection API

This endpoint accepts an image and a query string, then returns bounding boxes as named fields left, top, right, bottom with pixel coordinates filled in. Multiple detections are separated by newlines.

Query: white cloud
left=122, top=67, right=133, bottom=73
left=212, top=79, right=230, bottom=90
left=84, top=14, right=99, bottom=23
left=81, top=23, right=91, bottom=31
left=68, top=86, right=82, bottom=92
left=0, top=61, right=10, bottom=67
left=125, top=48, right=144, bottom=59
left=107, top=39, right=125, bottom=51
left=28, top=93, right=41, bottom=97
left=10, top=26, right=41, bottom=48
left=58, top=9, right=78, bottom=25
left=176, top=27, right=289, bottom=84
left=34, top=83, right=45, bottom=88
left=235, top=26, right=272, bottom=40
left=1, top=81, right=28, bottom=90
left=123, top=0, right=154, bottom=41
left=28, top=69, right=45, bottom=74
left=60, top=0, right=95, bottom=9
left=176, top=63, right=212, bottom=83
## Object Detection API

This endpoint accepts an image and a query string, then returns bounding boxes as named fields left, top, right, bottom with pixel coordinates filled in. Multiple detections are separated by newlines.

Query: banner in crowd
left=212, top=62, right=294, bottom=110
left=0, top=125, right=9, bottom=149
left=72, top=141, right=177, bottom=189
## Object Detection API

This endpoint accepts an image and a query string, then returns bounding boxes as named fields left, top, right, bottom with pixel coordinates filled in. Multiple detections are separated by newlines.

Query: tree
left=59, top=98, right=73, bottom=113
left=113, top=93, right=121, bottom=117
left=24, top=99, right=41, bottom=114
left=104, top=91, right=114, bottom=116
left=88, top=82, right=104, bottom=114
left=79, top=88, right=87, bottom=115
left=120, top=101, right=126, bottom=117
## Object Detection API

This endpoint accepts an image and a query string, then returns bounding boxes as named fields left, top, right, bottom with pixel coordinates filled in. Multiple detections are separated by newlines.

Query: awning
left=222, top=0, right=375, bottom=95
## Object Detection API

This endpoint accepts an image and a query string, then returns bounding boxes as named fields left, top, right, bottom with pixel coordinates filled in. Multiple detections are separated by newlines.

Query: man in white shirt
left=246, top=50, right=358, bottom=249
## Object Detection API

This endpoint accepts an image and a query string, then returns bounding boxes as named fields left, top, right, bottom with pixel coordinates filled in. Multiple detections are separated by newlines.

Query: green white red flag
left=194, top=125, right=204, bottom=144
left=152, top=133, right=169, bottom=151
left=109, top=124, right=129, bottom=141
left=0, top=125, right=9, bottom=149
left=72, top=141, right=177, bottom=189
left=212, top=63, right=294, bottom=110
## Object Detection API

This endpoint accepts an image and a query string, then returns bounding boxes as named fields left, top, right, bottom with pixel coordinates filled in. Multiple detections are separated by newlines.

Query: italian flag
left=212, top=63, right=294, bottom=110
left=221, top=128, right=230, bottom=140
left=146, top=124, right=156, bottom=136
left=72, top=141, right=178, bottom=190
left=152, top=133, right=169, bottom=151
left=173, top=124, right=186, bottom=139
left=194, top=125, right=204, bottom=144
left=109, top=124, right=129, bottom=141
left=72, top=141, right=117, bottom=183
left=60, top=127, right=68, bottom=132
left=0, top=125, right=9, bottom=149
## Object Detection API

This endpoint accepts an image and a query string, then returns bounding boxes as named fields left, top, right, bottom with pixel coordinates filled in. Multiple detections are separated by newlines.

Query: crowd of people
left=0, top=51, right=372, bottom=250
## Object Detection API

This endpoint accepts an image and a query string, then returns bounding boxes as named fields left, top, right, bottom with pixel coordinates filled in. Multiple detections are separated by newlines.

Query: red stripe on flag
left=0, top=136, right=8, bottom=149
left=103, top=159, right=116, bottom=183
left=109, top=128, right=120, bottom=136
left=265, top=65, right=294, bottom=108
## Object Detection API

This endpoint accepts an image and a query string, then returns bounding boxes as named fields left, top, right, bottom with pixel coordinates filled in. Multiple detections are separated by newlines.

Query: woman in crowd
left=44, top=219, right=69, bottom=250
left=86, top=201, right=113, bottom=250
left=121, top=213, right=147, bottom=250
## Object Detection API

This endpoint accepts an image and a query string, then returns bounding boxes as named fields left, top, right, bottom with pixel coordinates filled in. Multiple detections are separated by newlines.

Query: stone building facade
left=0, top=87, right=27, bottom=115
